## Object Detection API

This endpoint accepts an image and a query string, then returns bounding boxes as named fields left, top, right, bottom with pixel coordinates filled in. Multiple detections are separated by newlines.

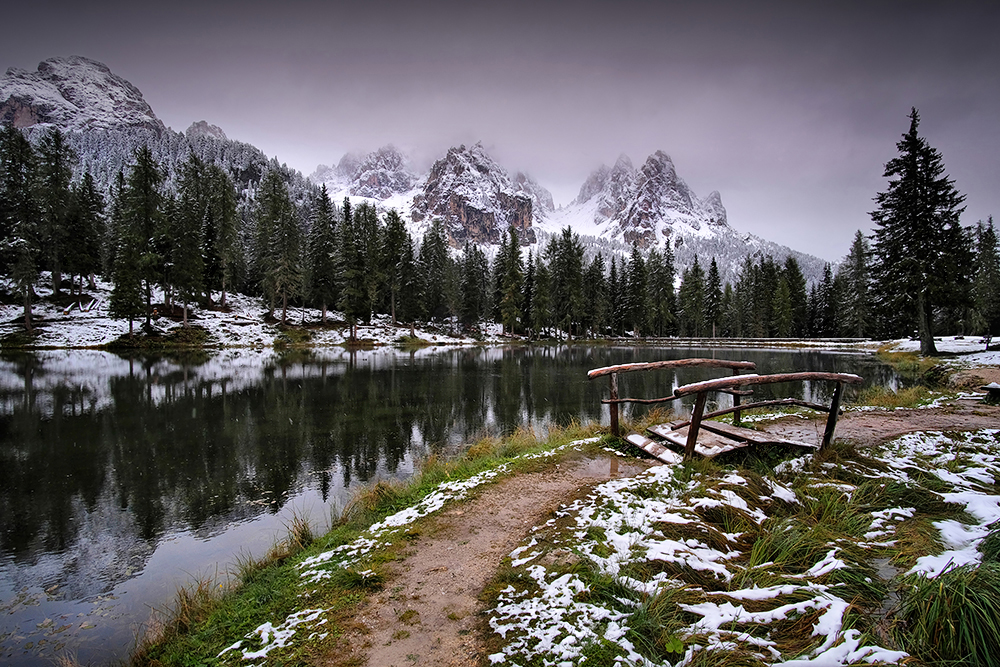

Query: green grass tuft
left=896, top=563, right=1000, bottom=667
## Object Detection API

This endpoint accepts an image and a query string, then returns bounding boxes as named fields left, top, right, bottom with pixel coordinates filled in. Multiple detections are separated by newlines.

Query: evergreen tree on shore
left=871, top=108, right=971, bottom=354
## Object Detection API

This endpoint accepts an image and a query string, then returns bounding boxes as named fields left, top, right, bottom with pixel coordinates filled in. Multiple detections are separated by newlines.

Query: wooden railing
left=587, top=359, right=756, bottom=436
left=588, top=359, right=863, bottom=459
left=672, top=372, right=863, bottom=457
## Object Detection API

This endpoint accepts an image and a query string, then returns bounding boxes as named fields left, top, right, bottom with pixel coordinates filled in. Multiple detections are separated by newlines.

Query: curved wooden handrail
left=587, top=358, right=755, bottom=379
left=673, top=372, right=863, bottom=398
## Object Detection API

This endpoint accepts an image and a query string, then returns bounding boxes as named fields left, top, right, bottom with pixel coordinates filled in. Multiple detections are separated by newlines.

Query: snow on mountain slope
left=310, top=142, right=553, bottom=245
left=541, top=151, right=826, bottom=283
left=1, top=56, right=165, bottom=133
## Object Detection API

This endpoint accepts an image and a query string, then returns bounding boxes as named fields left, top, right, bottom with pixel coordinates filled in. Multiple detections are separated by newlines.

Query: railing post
left=732, top=368, right=742, bottom=427
left=609, top=372, right=620, bottom=437
left=684, top=391, right=708, bottom=460
left=821, top=381, right=845, bottom=450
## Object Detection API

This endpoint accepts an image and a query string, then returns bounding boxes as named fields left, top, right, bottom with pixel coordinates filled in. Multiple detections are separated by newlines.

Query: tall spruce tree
left=705, top=258, right=723, bottom=337
left=973, top=217, right=1000, bottom=339
left=646, top=247, right=675, bottom=337
left=678, top=256, right=705, bottom=336
left=418, top=220, right=449, bottom=321
left=65, top=172, right=104, bottom=294
left=122, top=145, right=165, bottom=328
left=499, top=227, right=524, bottom=335
left=583, top=253, right=608, bottom=337
left=205, top=164, right=239, bottom=308
left=0, top=126, right=40, bottom=330
left=108, top=175, right=144, bottom=336
left=256, top=170, right=301, bottom=324
left=382, top=209, right=408, bottom=324
left=624, top=245, right=647, bottom=337
left=36, top=127, right=76, bottom=293
left=783, top=256, right=809, bottom=337
left=306, top=185, right=338, bottom=323
left=173, top=154, right=207, bottom=325
left=840, top=231, right=872, bottom=338
left=870, top=108, right=971, bottom=354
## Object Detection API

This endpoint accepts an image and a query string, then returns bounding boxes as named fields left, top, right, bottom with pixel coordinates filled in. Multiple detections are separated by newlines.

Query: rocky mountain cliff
left=0, top=56, right=165, bottom=133
left=561, top=150, right=728, bottom=248
left=411, top=143, right=548, bottom=245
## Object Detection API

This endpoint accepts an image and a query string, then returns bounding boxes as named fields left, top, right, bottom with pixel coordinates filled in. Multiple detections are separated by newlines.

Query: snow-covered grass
left=485, top=430, right=1000, bottom=666
left=876, top=335, right=1000, bottom=367
left=0, top=274, right=502, bottom=349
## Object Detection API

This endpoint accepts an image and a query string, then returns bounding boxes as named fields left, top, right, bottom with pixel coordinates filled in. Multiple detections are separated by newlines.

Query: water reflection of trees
left=0, top=347, right=893, bottom=566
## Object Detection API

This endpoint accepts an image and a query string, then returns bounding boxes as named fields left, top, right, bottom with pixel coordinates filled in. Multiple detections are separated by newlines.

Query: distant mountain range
left=1, top=56, right=829, bottom=283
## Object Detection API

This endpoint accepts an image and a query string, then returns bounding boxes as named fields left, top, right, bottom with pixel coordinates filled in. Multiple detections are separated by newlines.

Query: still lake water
left=0, top=345, right=896, bottom=665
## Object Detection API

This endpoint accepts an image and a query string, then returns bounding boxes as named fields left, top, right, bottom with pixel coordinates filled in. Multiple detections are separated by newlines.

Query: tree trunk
left=322, top=303, right=327, bottom=324
left=183, top=299, right=188, bottom=327
left=917, top=288, right=937, bottom=355
left=23, top=290, right=32, bottom=333
left=281, top=292, right=288, bottom=325
left=88, top=273, right=97, bottom=290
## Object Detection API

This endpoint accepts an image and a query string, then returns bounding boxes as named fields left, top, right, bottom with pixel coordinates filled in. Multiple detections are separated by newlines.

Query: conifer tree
left=972, top=217, right=1000, bottom=339
left=546, top=227, right=584, bottom=338
left=678, top=256, right=705, bottom=336
left=382, top=209, right=408, bottom=324
left=0, top=126, right=40, bottom=330
left=523, top=251, right=536, bottom=338
left=256, top=170, right=301, bottom=324
left=173, top=154, right=207, bottom=325
left=783, top=256, right=809, bottom=337
left=460, top=242, right=490, bottom=332
left=499, top=227, right=524, bottom=335
left=645, top=246, right=675, bottom=337
left=36, top=127, right=76, bottom=293
left=205, top=164, right=239, bottom=308
left=625, top=244, right=647, bottom=337
left=583, top=253, right=608, bottom=337
left=65, top=172, right=104, bottom=295
left=337, top=199, right=366, bottom=338
left=608, top=257, right=624, bottom=336
left=871, top=108, right=971, bottom=354
left=839, top=231, right=872, bottom=338
left=772, top=276, right=793, bottom=337
left=418, top=220, right=449, bottom=321
left=396, top=233, right=421, bottom=326
left=705, top=258, right=723, bottom=337
left=353, top=202, right=382, bottom=322
left=306, top=185, right=338, bottom=323
left=531, top=257, right=552, bottom=339
left=122, top=145, right=165, bottom=328
left=108, top=177, right=144, bottom=336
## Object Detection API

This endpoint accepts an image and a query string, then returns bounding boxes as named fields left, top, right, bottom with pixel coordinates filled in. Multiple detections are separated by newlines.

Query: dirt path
left=332, top=455, right=652, bottom=667
left=763, top=398, right=1000, bottom=447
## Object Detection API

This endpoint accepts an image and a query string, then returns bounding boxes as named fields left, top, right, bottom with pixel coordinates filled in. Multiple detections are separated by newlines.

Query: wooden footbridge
left=588, top=359, right=863, bottom=464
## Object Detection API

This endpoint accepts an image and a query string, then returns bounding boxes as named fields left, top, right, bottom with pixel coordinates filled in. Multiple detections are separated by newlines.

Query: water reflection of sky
left=0, top=346, right=894, bottom=665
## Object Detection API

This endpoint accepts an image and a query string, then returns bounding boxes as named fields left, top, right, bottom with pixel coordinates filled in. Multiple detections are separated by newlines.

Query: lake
left=0, top=344, right=896, bottom=665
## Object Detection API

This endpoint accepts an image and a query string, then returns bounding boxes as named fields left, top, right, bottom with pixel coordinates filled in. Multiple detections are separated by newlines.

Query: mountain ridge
left=2, top=55, right=831, bottom=284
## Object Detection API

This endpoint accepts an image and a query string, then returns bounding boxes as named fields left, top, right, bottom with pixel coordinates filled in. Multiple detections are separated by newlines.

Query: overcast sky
left=4, top=0, right=998, bottom=261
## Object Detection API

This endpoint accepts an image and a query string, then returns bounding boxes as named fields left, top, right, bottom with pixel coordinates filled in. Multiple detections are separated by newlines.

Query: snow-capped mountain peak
left=0, top=56, right=165, bottom=133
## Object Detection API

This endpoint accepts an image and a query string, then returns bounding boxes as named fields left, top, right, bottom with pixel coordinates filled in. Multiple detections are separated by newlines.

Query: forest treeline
left=1, top=116, right=998, bottom=345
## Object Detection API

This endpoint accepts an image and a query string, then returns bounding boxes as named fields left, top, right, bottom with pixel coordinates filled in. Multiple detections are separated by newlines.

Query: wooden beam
left=588, top=358, right=755, bottom=379
left=821, top=381, right=845, bottom=450
left=665, top=398, right=834, bottom=429
left=673, top=372, right=863, bottom=398
left=609, top=372, right=620, bottom=437
left=684, top=391, right=708, bottom=460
